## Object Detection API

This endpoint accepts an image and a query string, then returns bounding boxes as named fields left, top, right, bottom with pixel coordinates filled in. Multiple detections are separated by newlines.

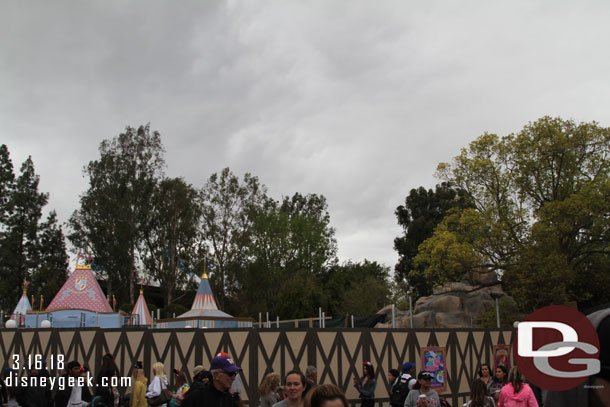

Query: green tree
left=275, top=271, right=327, bottom=319
left=231, top=192, right=338, bottom=317
left=504, top=178, right=610, bottom=310
left=0, top=147, right=68, bottom=312
left=0, top=145, right=15, bottom=226
left=68, top=125, right=165, bottom=303
left=412, top=208, right=485, bottom=286
left=29, top=211, right=69, bottom=309
left=394, top=183, right=472, bottom=297
left=322, top=259, right=391, bottom=315
left=322, top=259, right=390, bottom=316
left=427, top=117, right=610, bottom=310
left=0, top=157, right=49, bottom=311
left=142, top=177, right=202, bottom=306
left=199, top=168, right=267, bottom=309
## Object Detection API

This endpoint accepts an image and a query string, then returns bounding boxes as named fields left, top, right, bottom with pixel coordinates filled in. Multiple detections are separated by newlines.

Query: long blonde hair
left=259, top=373, right=281, bottom=396
left=130, top=368, right=147, bottom=394
left=152, top=362, right=166, bottom=378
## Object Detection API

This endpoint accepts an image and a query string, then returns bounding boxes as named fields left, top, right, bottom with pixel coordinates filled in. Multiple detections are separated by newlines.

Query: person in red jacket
left=497, top=366, right=538, bottom=407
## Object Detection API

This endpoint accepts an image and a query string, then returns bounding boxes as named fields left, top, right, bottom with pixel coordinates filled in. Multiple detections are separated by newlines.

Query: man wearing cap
left=188, top=365, right=210, bottom=395
left=182, top=355, right=242, bottom=407
left=403, top=371, right=440, bottom=407
left=390, top=362, right=417, bottom=407
left=400, top=362, right=417, bottom=390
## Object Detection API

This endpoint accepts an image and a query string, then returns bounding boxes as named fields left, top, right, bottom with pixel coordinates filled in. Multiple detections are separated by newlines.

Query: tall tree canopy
left=142, top=177, right=202, bottom=306
left=0, top=145, right=68, bottom=312
left=198, top=168, right=267, bottom=309
left=68, top=125, right=165, bottom=303
left=322, top=259, right=390, bottom=316
left=394, top=183, right=472, bottom=297
left=421, top=117, right=610, bottom=310
left=231, top=192, right=338, bottom=318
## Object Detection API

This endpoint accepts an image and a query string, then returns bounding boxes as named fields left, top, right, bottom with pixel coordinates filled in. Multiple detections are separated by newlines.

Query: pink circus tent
left=46, top=264, right=113, bottom=313
left=129, top=288, right=152, bottom=325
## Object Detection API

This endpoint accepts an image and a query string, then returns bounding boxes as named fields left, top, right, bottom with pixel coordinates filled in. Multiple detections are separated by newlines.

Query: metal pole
left=409, top=294, right=414, bottom=328
left=266, top=312, right=269, bottom=328
left=392, top=304, right=395, bottom=328
left=495, top=297, right=500, bottom=328
left=319, top=307, right=322, bottom=328
left=351, top=315, right=354, bottom=328
left=259, top=312, right=262, bottom=328
left=276, top=316, right=279, bottom=328
left=322, top=312, right=325, bottom=328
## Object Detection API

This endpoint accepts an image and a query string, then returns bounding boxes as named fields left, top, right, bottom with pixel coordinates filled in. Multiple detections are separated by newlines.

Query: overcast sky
left=2, top=1, right=609, bottom=270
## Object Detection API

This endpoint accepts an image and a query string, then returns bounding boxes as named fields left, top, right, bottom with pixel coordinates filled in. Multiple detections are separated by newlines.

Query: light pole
left=490, top=292, right=504, bottom=328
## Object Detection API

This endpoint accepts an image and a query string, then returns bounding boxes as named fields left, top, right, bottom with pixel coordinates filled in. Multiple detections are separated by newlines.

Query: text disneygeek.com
left=4, top=374, right=131, bottom=390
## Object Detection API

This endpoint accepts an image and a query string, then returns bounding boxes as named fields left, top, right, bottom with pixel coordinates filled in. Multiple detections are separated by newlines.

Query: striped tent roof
left=46, top=264, right=113, bottom=313
left=178, top=272, right=233, bottom=318
left=129, top=289, right=153, bottom=325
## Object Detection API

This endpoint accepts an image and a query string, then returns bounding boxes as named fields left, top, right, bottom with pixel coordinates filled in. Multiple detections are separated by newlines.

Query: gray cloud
left=2, top=1, right=609, bottom=270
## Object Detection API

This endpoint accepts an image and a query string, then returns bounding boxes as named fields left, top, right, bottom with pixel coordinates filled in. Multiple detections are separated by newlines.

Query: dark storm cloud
left=2, top=1, right=609, bottom=268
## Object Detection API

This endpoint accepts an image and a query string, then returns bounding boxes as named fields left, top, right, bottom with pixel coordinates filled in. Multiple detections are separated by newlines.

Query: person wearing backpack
left=390, top=362, right=417, bottom=407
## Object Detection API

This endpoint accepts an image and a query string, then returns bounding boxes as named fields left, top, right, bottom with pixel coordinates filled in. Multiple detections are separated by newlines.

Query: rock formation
left=377, top=270, right=514, bottom=328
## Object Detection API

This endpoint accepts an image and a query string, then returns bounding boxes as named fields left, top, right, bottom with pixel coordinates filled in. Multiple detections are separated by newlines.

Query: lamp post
left=490, top=292, right=504, bottom=328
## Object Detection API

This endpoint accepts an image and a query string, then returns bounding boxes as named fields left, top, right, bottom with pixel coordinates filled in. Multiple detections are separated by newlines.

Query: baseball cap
left=402, top=362, right=416, bottom=372
left=193, top=365, right=205, bottom=377
left=134, top=361, right=143, bottom=369
left=418, top=371, right=434, bottom=380
left=211, top=356, right=241, bottom=373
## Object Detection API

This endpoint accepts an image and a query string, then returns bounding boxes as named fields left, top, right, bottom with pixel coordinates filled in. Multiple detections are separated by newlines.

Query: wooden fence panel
left=0, top=328, right=513, bottom=407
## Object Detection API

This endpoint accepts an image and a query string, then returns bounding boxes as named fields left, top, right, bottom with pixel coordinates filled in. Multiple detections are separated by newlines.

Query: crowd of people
left=2, top=341, right=609, bottom=407
left=0, top=356, right=542, bottom=407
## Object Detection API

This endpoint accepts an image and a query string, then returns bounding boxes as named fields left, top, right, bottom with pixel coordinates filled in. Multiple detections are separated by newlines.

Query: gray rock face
left=376, top=276, right=512, bottom=328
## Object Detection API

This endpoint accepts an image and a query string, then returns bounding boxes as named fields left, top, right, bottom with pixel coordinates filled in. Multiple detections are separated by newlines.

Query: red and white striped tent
left=46, top=264, right=113, bottom=313
left=129, top=288, right=152, bottom=326
left=178, top=272, right=233, bottom=318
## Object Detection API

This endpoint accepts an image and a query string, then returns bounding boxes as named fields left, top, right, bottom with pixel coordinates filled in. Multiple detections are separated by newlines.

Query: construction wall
left=0, top=328, right=513, bottom=406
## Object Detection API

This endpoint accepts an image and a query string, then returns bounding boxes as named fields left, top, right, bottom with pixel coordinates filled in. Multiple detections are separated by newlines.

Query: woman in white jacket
left=146, top=362, right=169, bottom=407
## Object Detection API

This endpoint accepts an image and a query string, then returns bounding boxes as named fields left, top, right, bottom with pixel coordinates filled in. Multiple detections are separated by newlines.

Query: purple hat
left=211, top=355, right=241, bottom=373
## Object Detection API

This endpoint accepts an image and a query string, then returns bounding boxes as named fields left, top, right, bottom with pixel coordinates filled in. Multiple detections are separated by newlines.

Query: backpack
left=389, top=377, right=415, bottom=407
